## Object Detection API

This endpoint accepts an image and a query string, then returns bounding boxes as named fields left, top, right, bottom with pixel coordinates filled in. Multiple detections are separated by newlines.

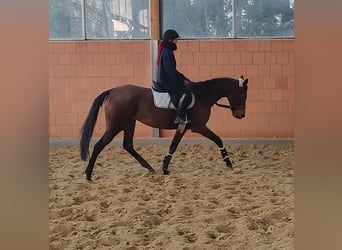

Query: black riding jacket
left=156, top=42, right=189, bottom=94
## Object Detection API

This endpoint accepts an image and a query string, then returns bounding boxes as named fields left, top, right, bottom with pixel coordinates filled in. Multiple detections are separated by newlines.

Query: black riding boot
left=174, top=92, right=192, bottom=124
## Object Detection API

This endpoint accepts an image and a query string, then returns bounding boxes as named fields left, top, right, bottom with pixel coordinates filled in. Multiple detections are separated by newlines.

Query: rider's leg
left=174, top=90, right=192, bottom=124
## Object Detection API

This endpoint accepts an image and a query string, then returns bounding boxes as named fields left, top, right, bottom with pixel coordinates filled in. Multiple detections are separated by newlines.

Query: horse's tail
left=80, top=89, right=111, bottom=161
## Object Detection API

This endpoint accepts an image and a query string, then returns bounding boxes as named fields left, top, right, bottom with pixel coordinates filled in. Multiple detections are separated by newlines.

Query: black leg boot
left=174, top=93, right=192, bottom=124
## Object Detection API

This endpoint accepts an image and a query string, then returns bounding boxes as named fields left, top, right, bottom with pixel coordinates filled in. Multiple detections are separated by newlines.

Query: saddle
left=151, top=87, right=195, bottom=110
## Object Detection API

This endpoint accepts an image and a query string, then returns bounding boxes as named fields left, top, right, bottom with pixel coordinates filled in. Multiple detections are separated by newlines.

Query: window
left=162, top=0, right=233, bottom=38
left=49, top=0, right=84, bottom=40
left=49, top=0, right=150, bottom=40
left=236, top=0, right=295, bottom=37
left=161, top=0, right=294, bottom=38
left=85, top=0, right=149, bottom=39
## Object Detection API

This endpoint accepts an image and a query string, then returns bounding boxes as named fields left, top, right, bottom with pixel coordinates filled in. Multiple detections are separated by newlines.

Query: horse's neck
left=193, top=79, right=229, bottom=105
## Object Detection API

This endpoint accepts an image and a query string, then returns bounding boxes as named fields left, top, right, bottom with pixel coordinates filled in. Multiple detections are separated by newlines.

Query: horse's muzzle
left=234, top=113, right=245, bottom=119
left=232, top=109, right=246, bottom=119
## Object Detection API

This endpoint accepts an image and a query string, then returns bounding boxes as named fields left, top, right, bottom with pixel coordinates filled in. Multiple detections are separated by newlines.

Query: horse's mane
left=189, top=77, right=235, bottom=95
left=191, top=77, right=235, bottom=87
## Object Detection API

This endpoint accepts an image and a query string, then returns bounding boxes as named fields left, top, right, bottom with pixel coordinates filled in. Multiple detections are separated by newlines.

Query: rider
left=155, top=29, right=192, bottom=124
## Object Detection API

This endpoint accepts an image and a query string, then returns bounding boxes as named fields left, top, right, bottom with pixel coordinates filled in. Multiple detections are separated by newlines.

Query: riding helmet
left=163, top=29, right=180, bottom=41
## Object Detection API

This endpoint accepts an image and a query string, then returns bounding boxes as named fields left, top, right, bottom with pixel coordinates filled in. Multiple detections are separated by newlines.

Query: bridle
left=215, top=102, right=245, bottom=110
left=214, top=77, right=246, bottom=110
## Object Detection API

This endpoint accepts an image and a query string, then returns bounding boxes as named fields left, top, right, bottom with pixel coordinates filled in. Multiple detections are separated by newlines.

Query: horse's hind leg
left=85, top=130, right=118, bottom=181
left=162, top=130, right=186, bottom=175
left=122, top=120, right=155, bottom=173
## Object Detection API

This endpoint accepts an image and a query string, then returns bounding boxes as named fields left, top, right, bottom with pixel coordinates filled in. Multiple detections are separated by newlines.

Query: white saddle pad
left=151, top=88, right=195, bottom=110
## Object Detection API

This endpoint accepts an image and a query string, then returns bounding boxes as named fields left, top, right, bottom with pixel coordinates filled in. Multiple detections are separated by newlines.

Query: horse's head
left=227, top=75, right=248, bottom=119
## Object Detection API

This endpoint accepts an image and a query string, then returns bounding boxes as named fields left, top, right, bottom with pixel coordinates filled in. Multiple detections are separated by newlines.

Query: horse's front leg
left=162, top=129, right=186, bottom=175
left=191, top=126, right=233, bottom=170
left=218, top=145, right=233, bottom=170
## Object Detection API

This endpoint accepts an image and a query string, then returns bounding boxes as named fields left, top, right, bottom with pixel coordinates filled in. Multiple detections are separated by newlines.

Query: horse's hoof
left=85, top=171, right=92, bottom=181
left=225, top=159, right=233, bottom=170
left=148, top=168, right=156, bottom=173
left=162, top=168, right=169, bottom=175
left=226, top=163, right=233, bottom=171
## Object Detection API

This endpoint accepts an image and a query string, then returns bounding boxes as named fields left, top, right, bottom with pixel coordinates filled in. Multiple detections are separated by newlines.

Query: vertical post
left=150, top=0, right=161, bottom=138
left=150, top=0, right=160, bottom=40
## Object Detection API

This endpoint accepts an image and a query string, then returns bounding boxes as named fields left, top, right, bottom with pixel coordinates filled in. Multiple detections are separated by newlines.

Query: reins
left=215, top=102, right=231, bottom=109
left=215, top=102, right=245, bottom=110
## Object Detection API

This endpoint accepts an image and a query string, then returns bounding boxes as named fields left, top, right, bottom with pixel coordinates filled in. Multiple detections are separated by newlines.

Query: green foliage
left=49, top=0, right=83, bottom=39
left=49, top=0, right=150, bottom=40
left=49, top=0, right=294, bottom=40
left=237, top=0, right=294, bottom=37
left=163, top=0, right=233, bottom=38
left=162, top=0, right=294, bottom=38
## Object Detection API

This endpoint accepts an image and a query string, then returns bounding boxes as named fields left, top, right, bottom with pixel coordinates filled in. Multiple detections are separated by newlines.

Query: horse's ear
left=238, top=77, right=244, bottom=87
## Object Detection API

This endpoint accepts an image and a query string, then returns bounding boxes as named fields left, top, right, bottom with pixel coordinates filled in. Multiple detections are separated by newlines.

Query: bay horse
left=80, top=76, right=248, bottom=181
